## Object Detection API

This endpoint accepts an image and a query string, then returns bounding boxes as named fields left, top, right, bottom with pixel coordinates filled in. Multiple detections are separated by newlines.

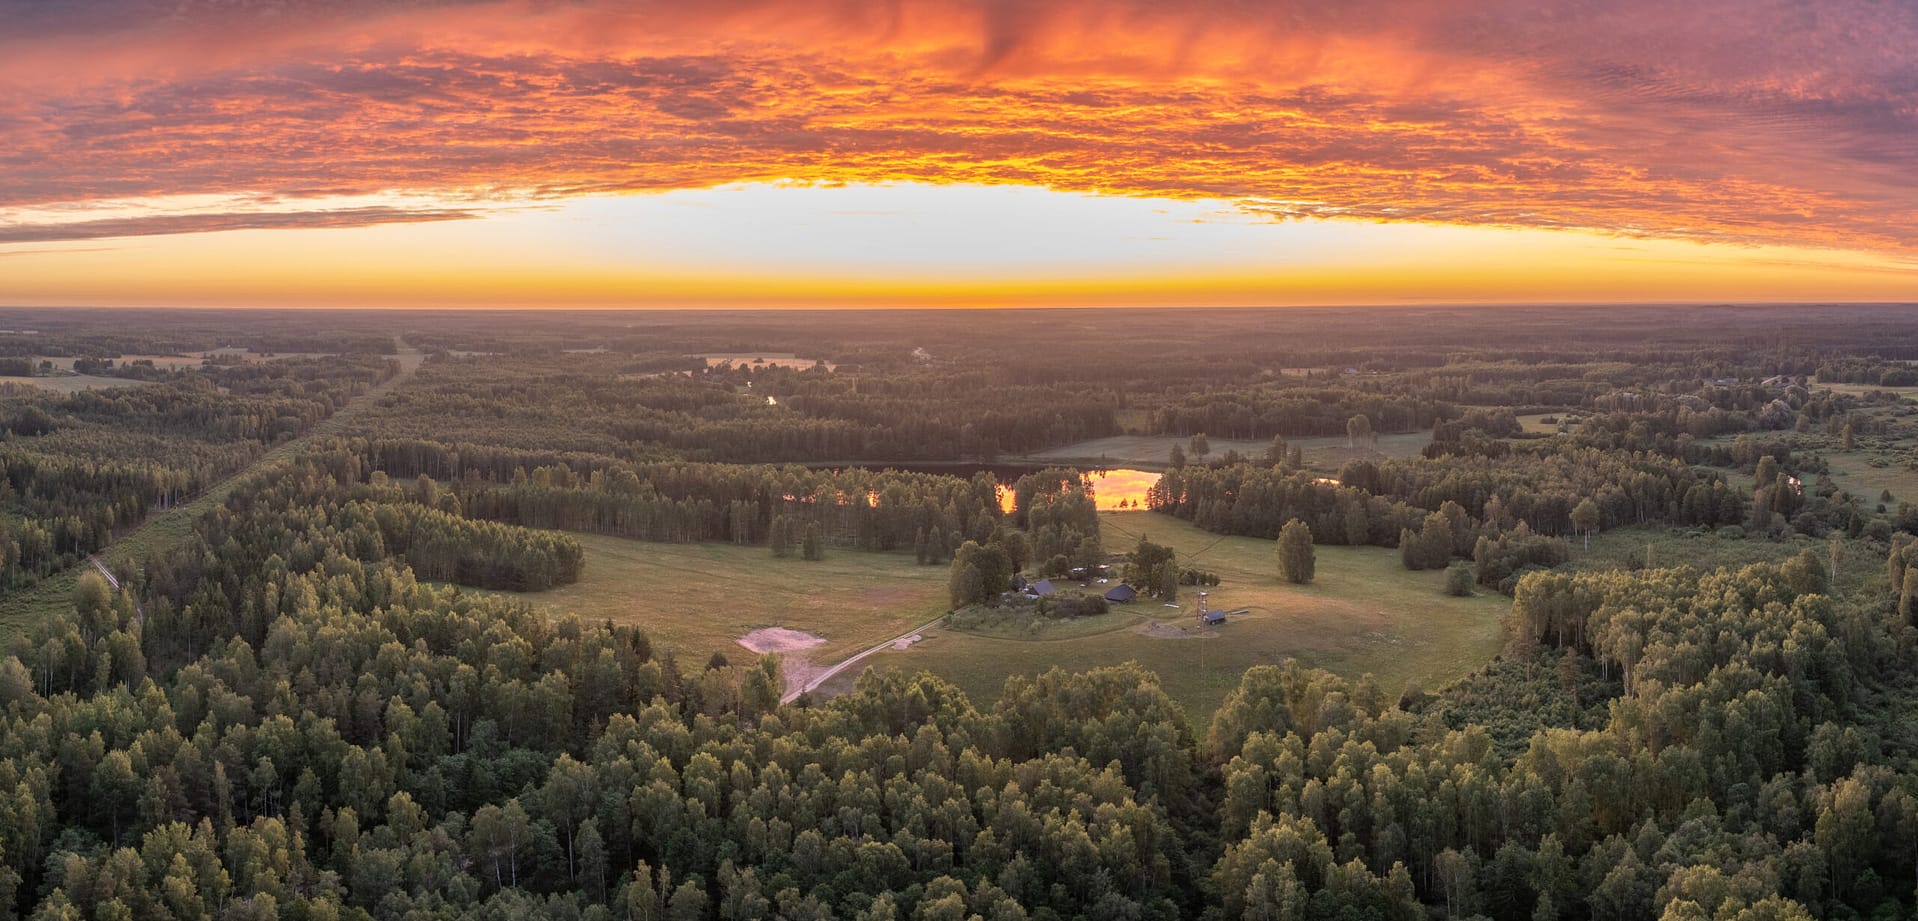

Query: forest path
left=0, top=341, right=423, bottom=638
left=781, top=615, right=947, bottom=703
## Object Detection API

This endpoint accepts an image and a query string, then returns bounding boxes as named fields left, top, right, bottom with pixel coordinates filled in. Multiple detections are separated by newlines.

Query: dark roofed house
left=1028, top=579, right=1056, bottom=597
left=1200, top=609, right=1227, bottom=626
left=1104, top=584, right=1138, bottom=603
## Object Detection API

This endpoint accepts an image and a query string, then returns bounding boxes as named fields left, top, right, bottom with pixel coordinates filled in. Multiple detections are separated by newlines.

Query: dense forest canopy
left=0, top=305, right=1915, bottom=919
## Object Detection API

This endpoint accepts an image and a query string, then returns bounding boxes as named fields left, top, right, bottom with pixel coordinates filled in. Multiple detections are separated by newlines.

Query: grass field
left=1817, top=430, right=1918, bottom=507
left=825, top=510, right=1508, bottom=723
left=1812, top=379, right=1918, bottom=401
left=1690, top=413, right=1918, bottom=508
left=1575, top=524, right=1884, bottom=589
left=1515, top=412, right=1582, bottom=435
left=0, top=374, right=144, bottom=393
left=699, top=353, right=837, bottom=371
left=495, top=534, right=949, bottom=669
left=1016, top=431, right=1431, bottom=471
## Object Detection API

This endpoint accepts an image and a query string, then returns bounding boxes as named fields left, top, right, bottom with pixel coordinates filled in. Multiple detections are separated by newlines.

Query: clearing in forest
left=497, top=532, right=948, bottom=670
left=826, top=509, right=1507, bottom=722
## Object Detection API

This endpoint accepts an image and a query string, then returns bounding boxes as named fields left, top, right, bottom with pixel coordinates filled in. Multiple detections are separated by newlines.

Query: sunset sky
left=2, top=0, right=1914, bottom=308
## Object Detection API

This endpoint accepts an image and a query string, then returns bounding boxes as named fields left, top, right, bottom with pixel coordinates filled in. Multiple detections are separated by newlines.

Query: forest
left=0, top=304, right=1917, bottom=919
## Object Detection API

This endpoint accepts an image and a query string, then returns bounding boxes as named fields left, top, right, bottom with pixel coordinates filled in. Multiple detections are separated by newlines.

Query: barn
left=1103, top=584, right=1138, bottom=603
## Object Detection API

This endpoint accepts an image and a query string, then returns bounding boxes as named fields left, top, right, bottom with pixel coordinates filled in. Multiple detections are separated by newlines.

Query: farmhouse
left=1027, top=579, right=1056, bottom=597
left=1104, top=584, right=1138, bottom=603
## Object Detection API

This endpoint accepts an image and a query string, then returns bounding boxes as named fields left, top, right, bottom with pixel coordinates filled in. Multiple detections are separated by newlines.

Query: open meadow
left=0, top=374, right=142, bottom=393
left=827, top=509, right=1508, bottom=721
left=493, top=533, right=948, bottom=675
left=1575, top=523, right=1887, bottom=588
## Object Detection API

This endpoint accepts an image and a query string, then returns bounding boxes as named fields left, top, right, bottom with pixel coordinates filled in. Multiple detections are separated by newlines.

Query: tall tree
left=1277, top=519, right=1315, bottom=584
left=1570, top=498, right=1600, bottom=550
left=1346, top=414, right=1373, bottom=449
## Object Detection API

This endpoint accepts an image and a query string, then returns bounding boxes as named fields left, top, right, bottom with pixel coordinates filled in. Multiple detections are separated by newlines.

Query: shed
left=1200, top=609, right=1227, bottom=625
left=1103, top=584, right=1138, bottom=603
left=1028, top=579, right=1057, bottom=597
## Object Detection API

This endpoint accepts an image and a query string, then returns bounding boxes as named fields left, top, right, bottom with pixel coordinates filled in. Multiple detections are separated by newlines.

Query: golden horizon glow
left=2, top=0, right=1915, bottom=307
left=3, top=183, right=1911, bottom=308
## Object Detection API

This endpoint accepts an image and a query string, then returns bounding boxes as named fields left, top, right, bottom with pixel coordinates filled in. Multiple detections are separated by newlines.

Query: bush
left=1497, top=564, right=1548, bottom=595
left=1444, top=562, right=1475, bottom=597
left=1178, top=568, right=1221, bottom=586
left=1038, top=592, right=1109, bottom=620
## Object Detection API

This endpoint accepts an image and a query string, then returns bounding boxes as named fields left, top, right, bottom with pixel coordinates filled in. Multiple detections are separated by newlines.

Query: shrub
left=1444, top=561, right=1475, bottom=597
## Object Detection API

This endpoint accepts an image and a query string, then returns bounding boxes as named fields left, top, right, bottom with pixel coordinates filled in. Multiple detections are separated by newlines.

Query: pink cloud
left=0, top=0, right=1911, bottom=250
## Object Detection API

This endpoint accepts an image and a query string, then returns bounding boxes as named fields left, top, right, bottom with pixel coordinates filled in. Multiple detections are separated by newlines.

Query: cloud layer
left=2, top=0, right=1914, bottom=251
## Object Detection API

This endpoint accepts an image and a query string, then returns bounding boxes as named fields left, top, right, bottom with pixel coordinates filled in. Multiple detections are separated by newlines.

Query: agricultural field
left=495, top=532, right=948, bottom=676
left=826, top=509, right=1508, bottom=720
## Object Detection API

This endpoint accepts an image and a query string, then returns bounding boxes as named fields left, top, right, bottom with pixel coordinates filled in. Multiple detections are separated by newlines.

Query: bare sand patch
left=738, top=627, right=828, bottom=654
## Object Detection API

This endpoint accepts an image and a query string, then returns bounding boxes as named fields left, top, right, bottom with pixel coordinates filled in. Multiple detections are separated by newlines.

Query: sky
left=1, top=0, right=1915, bottom=308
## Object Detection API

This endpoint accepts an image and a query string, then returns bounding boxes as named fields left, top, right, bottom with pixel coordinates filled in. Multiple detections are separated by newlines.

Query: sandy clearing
left=738, top=626, right=828, bottom=654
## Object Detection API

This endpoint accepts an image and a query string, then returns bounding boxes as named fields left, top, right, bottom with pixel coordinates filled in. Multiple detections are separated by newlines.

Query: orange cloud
left=1, top=0, right=1914, bottom=256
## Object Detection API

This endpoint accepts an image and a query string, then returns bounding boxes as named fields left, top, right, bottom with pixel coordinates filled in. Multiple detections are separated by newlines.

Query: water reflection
left=815, top=462, right=1162, bottom=514
left=994, top=467, right=1160, bottom=513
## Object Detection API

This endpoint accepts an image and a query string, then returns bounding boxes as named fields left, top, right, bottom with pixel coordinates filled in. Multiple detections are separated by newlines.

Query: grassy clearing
left=698, top=353, right=836, bottom=371
left=1574, top=524, right=1884, bottom=588
left=0, top=374, right=143, bottom=393
left=829, top=510, right=1508, bottom=723
left=495, top=533, right=950, bottom=666
left=1816, top=433, right=1918, bottom=508
left=1515, top=412, right=1583, bottom=435
left=1812, top=379, right=1918, bottom=401
left=1016, top=431, right=1430, bottom=471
